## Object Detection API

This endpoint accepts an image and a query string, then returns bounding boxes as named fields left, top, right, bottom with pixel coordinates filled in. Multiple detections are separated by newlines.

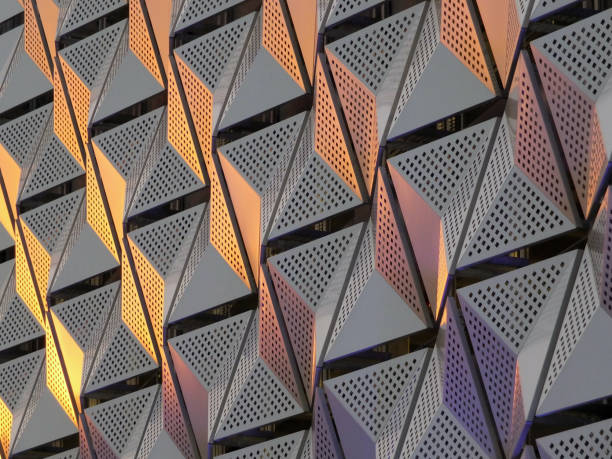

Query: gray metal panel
left=325, top=270, right=427, bottom=362
left=93, top=51, right=164, bottom=123
left=0, top=0, right=22, bottom=23
left=389, top=45, right=494, bottom=139
left=219, top=49, right=305, bottom=130
left=51, top=223, right=119, bottom=292
left=0, top=43, right=53, bottom=115
left=169, top=242, right=251, bottom=323
left=0, top=223, right=12, bottom=252
left=21, top=135, right=84, bottom=200
left=326, top=0, right=384, bottom=27
left=174, top=0, right=245, bottom=33
left=217, top=430, right=306, bottom=459
left=530, top=0, right=580, bottom=20
left=11, top=382, right=78, bottom=455
left=60, top=0, right=126, bottom=36
left=536, top=418, right=612, bottom=459
left=531, top=8, right=612, bottom=100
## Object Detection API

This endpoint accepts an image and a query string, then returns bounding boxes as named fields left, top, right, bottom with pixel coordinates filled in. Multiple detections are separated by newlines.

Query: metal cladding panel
left=0, top=0, right=611, bottom=457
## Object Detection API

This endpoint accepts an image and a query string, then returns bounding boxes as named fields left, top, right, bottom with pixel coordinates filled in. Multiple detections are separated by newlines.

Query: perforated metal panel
left=2, top=0, right=611, bottom=456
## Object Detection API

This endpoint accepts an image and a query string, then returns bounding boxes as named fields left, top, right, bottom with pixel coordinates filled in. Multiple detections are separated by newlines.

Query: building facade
left=0, top=0, right=610, bottom=457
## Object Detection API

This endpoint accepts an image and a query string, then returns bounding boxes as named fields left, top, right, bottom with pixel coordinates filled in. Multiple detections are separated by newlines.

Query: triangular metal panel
left=312, top=387, right=343, bottom=459
left=324, top=350, right=427, bottom=458
left=530, top=9, right=612, bottom=101
left=169, top=311, right=252, bottom=446
left=217, top=430, right=307, bottom=459
left=51, top=222, right=119, bottom=292
left=269, top=152, right=361, bottom=239
left=174, top=0, right=245, bottom=33
left=389, top=45, right=494, bottom=139
left=128, top=141, right=204, bottom=218
left=93, top=51, right=164, bottom=123
left=85, top=385, right=158, bottom=458
left=21, top=135, right=84, bottom=200
left=0, top=281, right=44, bottom=352
left=59, top=20, right=126, bottom=89
left=60, top=0, right=126, bottom=36
left=0, top=37, right=53, bottom=114
left=536, top=418, right=612, bottom=459
left=219, top=49, right=305, bottom=130
left=326, top=0, right=384, bottom=27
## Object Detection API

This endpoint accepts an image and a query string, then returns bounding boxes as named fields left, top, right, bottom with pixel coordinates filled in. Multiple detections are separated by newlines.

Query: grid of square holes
left=375, top=174, right=424, bottom=320
left=88, top=323, right=156, bottom=391
left=217, top=358, right=300, bottom=437
left=176, top=0, right=244, bottom=31
left=327, top=51, right=378, bottom=191
left=541, top=251, right=598, bottom=400
left=176, top=56, right=214, bottom=167
left=327, top=352, right=424, bottom=439
left=129, top=0, right=162, bottom=84
left=537, top=418, right=612, bottom=459
left=262, top=0, right=304, bottom=89
left=61, top=61, right=91, bottom=144
left=399, top=353, right=442, bottom=459
left=441, top=124, right=492, bottom=263
left=270, top=225, right=356, bottom=309
left=515, top=59, right=570, bottom=216
left=461, top=254, right=570, bottom=352
left=161, top=358, right=195, bottom=459
left=375, top=351, right=425, bottom=458
left=60, top=20, right=125, bottom=88
left=130, top=205, right=201, bottom=277
left=61, top=0, right=126, bottom=34
left=440, top=0, right=493, bottom=92
left=444, top=308, right=494, bottom=455
left=15, top=234, right=43, bottom=326
left=270, top=267, right=314, bottom=393
left=0, top=293, right=43, bottom=352
left=0, top=351, right=42, bottom=411
left=465, top=169, right=571, bottom=264
left=53, top=68, right=83, bottom=167
left=93, top=108, right=163, bottom=178
left=24, top=0, right=51, bottom=80
left=87, top=385, right=157, bottom=456
left=21, top=189, right=82, bottom=253
left=86, top=155, right=118, bottom=260
left=393, top=1, right=438, bottom=127
left=168, top=66, right=203, bottom=181
left=0, top=103, right=50, bottom=167
left=131, top=142, right=202, bottom=215
left=53, top=282, right=118, bottom=349
left=209, top=170, right=250, bottom=285
left=120, top=250, right=156, bottom=358
left=461, top=118, right=514, bottom=262
left=22, top=135, right=84, bottom=199
left=391, top=122, right=490, bottom=216
left=328, top=0, right=383, bottom=25
left=258, top=272, right=301, bottom=401
left=20, top=224, right=50, bottom=309
left=314, top=58, right=361, bottom=196
left=413, top=406, right=487, bottom=458
left=313, top=389, right=341, bottom=459
left=328, top=8, right=419, bottom=93
left=46, top=321, right=77, bottom=423
left=462, top=302, right=517, bottom=447
left=535, top=9, right=612, bottom=100
left=220, top=113, right=302, bottom=195
left=176, top=15, right=252, bottom=93
left=274, top=153, right=359, bottom=235
left=329, top=224, right=373, bottom=346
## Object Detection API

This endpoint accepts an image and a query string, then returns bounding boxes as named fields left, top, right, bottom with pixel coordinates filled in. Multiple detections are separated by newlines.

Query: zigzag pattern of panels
left=0, top=0, right=610, bottom=457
